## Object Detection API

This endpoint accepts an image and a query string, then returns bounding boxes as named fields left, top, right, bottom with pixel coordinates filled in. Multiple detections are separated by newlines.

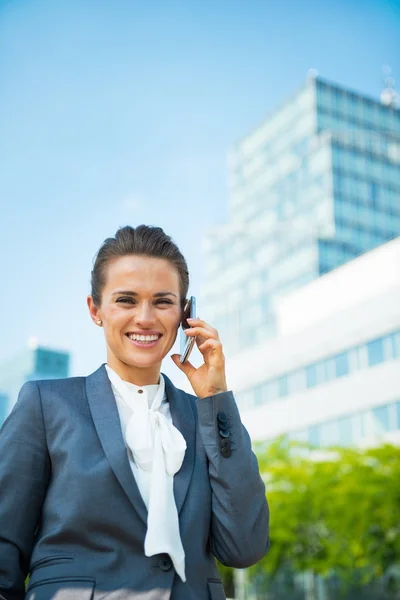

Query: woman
left=0, top=225, right=269, bottom=600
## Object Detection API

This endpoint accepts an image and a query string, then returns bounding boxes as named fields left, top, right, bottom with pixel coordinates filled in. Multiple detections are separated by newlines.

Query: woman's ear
left=87, top=295, right=102, bottom=326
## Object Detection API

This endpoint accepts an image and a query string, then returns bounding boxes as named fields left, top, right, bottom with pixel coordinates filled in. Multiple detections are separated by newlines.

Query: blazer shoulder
left=30, top=375, right=92, bottom=421
left=33, top=375, right=86, bottom=393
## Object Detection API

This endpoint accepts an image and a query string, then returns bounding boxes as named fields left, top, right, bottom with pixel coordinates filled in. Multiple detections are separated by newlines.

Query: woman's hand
left=171, top=318, right=228, bottom=399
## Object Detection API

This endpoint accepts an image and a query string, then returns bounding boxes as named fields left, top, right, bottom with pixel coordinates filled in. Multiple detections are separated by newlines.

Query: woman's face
left=87, top=255, right=182, bottom=384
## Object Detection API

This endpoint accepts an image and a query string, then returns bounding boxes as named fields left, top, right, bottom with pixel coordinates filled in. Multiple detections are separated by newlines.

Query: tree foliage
left=249, top=437, right=400, bottom=589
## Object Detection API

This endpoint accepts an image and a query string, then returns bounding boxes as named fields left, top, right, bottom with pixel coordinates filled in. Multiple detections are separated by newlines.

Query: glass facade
left=202, top=76, right=400, bottom=356
left=288, top=397, right=400, bottom=448
left=236, top=328, right=400, bottom=410
left=0, top=394, right=8, bottom=427
left=0, top=346, right=70, bottom=426
left=34, top=347, right=70, bottom=379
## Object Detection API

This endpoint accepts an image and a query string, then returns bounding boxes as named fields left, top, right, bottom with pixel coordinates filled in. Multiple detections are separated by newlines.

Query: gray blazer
left=0, top=364, right=269, bottom=600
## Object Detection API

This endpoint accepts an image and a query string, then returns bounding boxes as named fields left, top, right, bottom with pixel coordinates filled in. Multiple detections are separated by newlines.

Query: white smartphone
left=180, top=296, right=196, bottom=364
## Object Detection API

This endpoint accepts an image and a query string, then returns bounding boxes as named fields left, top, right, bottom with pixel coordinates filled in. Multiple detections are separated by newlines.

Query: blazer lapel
left=164, top=374, right=196, bottom=514
left=85, top=364, right=148, bottom=525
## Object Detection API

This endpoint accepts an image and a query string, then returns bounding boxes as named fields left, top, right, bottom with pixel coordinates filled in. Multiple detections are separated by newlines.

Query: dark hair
left=91, top=225, right=189, bottom=306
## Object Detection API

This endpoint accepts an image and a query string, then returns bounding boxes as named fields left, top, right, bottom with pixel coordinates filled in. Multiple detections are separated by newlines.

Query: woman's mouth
left=125, top=333, right=162, bottom=348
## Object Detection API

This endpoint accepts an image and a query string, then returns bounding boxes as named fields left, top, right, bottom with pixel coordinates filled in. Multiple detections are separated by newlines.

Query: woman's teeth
left=128, top=334, right=159, bottom=342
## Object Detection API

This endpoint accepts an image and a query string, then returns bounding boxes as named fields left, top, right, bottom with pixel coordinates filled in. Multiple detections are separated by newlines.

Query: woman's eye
left=115, top=298, right=173, bottom=306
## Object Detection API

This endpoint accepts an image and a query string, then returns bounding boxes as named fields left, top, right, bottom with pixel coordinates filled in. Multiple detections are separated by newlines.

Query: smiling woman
left=87, top=251, right=183, bottom=385
left=0, top=225, right=270, bottom=600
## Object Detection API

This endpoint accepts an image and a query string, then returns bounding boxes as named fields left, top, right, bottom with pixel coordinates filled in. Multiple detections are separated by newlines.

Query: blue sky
left=0, top=0, right=399, bottom=378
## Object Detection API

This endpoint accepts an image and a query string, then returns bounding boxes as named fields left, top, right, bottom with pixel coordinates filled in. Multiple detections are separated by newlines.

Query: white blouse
left=105, top=365, right=187, bottom=582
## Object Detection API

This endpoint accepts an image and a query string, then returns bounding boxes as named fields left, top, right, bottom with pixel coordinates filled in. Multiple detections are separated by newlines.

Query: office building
left=225, top=237, right=400, bottom=448
left=0, top=344, right=70, bottom=426
left=202, top=75, right=400, bottom=357
left=0, top=394, right=8, bottom=429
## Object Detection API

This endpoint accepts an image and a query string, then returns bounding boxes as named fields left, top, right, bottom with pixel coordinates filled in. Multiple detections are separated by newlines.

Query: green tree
left=248, top=438, right=400, bottom=594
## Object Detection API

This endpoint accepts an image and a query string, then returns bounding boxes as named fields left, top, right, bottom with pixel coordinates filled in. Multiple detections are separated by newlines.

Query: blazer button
left=159, top=554, right=172, bottom=571
left=221, top=445, right=232, bottom=458
left=220, top=438, right=231, bottom=457
left=219, top=429, right=230, bottom=438
left=217, top=412, right=228, bottom=425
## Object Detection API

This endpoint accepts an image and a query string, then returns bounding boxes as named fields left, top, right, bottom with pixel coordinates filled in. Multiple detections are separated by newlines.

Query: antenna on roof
left=307, top=68, right=319, bottom=80
left=380, top=65, right=398, bottom=108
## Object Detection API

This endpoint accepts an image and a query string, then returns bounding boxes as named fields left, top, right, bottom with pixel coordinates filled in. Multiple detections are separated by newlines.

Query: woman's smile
left=125, top=331, right=163, bottom=348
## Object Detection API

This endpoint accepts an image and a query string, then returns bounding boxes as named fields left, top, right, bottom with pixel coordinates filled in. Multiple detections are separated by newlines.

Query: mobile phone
left=180, top=296, right=196, bottom=364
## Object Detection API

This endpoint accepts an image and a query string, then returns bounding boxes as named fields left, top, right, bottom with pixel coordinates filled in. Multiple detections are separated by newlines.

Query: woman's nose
left=135, top=304, right=156, bottom=325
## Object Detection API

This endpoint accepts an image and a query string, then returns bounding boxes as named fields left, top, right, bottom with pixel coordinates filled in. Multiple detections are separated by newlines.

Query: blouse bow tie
left=106, top=369, right=187, bottom=582
left=126, top=409, right=186, bottom=476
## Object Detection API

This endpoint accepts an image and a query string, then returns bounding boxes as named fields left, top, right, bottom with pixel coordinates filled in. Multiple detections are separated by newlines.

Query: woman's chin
left=122, top=352, right=163, bottom=370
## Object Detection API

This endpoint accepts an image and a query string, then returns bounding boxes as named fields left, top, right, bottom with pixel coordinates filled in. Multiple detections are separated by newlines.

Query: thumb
left=171, top=354, right=196, bottom=379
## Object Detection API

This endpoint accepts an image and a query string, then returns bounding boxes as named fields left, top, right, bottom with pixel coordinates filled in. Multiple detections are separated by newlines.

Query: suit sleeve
left=196, top=391, right=269, bottom=568
left=0, top=382, right=50, bottom=599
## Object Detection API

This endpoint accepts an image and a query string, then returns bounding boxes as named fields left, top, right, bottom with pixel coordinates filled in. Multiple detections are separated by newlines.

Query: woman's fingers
left=185, top=322, right=222, bottom=356
left=197, top=338, right=224, bottom=355
left=170, top=354, right=197, bottom=377
left=184, top=325, right=220, bottom=341
left=187, top=318, right=218, bottom=338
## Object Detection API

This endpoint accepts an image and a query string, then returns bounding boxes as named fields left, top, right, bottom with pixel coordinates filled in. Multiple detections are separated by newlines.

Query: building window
left=370, top=405, right=391, bottom=435
left=315, top=361, right=327, bottom=385
left=348, top=347, right=360, bottom=372
left=319, top=420, right=339, bottom=446
left=278, top=375, right=288, bottom=397
left=266, top=380, right=279, bottom=403
left=390, top=331, right=400, bottom=359
left=367, top=338, right=384, bottom=366
left=383, top=334, right=395, bottom=361
left=337, top=417, right=353, bottom=446
left=358, top=344, right=369, bottom=369
left=308, top=425, right=320, bottom=447
left=351, top=413, right=364, bottom=441
left=306, top=364, right=318, bottom=388
left=287, top=370, right=306, bottom=395
left=335, top=352, right=349, bottom=377
left=253, top=384, right=266, bottom=406
left=324, top=357, right=337, bottom=381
